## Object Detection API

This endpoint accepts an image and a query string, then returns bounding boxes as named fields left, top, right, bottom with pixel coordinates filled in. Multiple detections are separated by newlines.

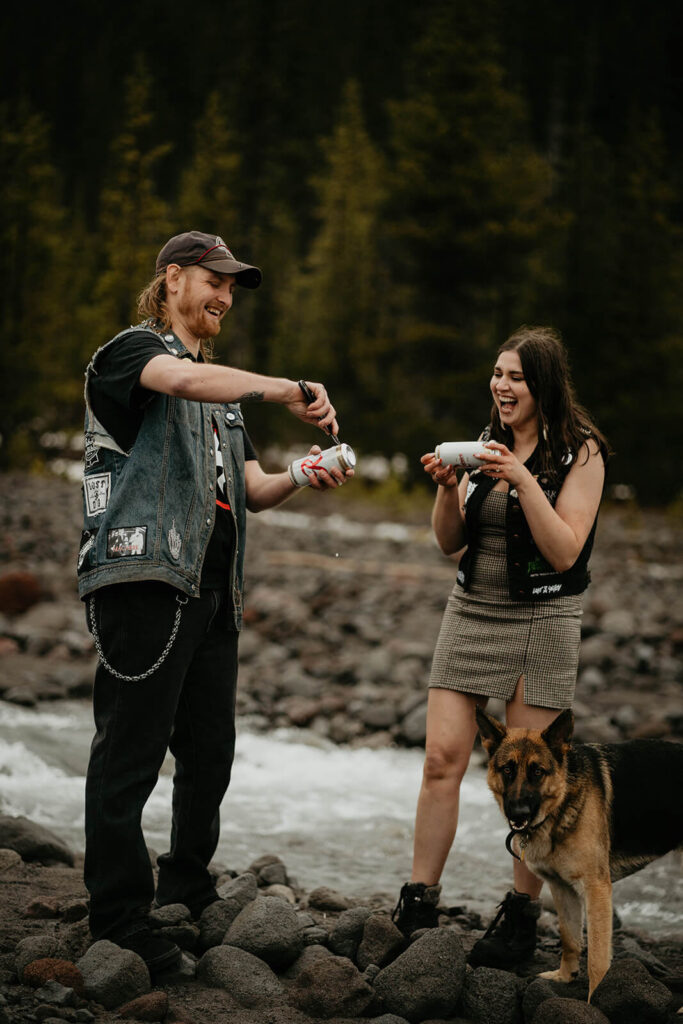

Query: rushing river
left=0, top=700, right=680, bottom=939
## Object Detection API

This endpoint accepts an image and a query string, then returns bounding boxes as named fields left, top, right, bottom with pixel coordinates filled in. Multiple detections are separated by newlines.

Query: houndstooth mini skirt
left=428, top=490, right=583, bottom=709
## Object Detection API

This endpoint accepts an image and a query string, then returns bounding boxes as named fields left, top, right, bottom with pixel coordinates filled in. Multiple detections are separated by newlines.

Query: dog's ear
left=541, top=709, right=574, bottom=763
left=476, top=707, right=507, bottom=756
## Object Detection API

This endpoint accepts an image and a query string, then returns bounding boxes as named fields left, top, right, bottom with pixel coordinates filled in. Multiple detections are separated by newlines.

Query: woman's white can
left=434, top=441, right=498, bottom=469
left=288, top=443, right=357, bottom=487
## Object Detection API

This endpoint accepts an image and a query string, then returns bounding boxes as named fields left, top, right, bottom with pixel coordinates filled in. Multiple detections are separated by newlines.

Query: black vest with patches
left=457, top=438, right=598, bottom=602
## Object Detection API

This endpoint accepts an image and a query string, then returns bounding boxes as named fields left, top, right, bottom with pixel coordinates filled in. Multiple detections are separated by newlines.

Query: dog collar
left=505, top=817, right=548, bottom=862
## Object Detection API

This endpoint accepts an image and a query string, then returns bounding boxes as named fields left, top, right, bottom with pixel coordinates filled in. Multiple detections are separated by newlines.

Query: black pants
left=84, top=582, right=238, bottom=939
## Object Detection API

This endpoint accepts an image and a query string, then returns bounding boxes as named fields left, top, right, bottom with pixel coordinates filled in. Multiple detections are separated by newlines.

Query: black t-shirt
left=89, top=330, right=257, bottom=589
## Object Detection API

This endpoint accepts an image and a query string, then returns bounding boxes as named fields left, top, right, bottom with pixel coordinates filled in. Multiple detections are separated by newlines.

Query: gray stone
left=600, top=609, right=636, bottom=638
left=284, top=944, right=335, bottom=979
left=370, top=1017, right=410, bottom=1024
left=0, top=848, right=22, bottom=872
left=461, top=965, right=521, bottom=1024
left=0, top=815, right=74, bottom=865
left=307, top=885, right=352, bottom=911
left=197, top=945, right=283, bottom=1007
left=522, top=977, right=564, bottom=1022
left=373, top=927, right=466, bottom=1023
left=303, top=926, right=329, bottom=946
left=531, top=997, right=610, bottom=1023
left=76, top=939, right=150, bottom=1010
left=223, top=894, right=304, bottom=968
left=32, top=980, right=78, bottom=1006
left=15, top=935, right=57, bottom=978
left=287, top=954, right=374, bottom=1018
left=259, top=860, right=289, bottom=886
left=328, top=906, right=374, bottom=959
left=199, top=873, right=258, bottom=948
left=356, top=911, right=404, bottom=970
left=591, top=957, right=673, bottom=1023
left=148, top=902, right=191, bottom=926
left=261, top=883, right=296, bottom=903
left=399, top=702, right=427, bottom=746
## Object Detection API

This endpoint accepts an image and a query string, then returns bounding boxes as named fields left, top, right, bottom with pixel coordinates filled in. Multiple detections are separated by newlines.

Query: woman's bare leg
left=411, top=688, right=486, bottom=884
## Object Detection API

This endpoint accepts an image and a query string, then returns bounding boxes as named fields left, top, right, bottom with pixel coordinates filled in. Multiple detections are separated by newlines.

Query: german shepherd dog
left=476, top=707, right=683, bottom=998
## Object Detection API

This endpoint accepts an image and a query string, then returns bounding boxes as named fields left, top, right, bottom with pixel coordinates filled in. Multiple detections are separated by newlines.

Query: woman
left=393, top=326, right=609, bottom=967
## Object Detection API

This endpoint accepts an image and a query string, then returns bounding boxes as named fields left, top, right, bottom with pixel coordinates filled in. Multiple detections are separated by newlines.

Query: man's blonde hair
left=136, top=269, right=214, bottom=359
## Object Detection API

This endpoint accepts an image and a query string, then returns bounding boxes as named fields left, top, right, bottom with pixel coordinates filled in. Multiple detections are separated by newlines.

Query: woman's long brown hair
left=488, top=325, right=610, bottom=480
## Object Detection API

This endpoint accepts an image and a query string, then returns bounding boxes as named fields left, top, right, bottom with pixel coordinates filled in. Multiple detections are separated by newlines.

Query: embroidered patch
left=84, top=473, right=111, bottom=516
left=77, top=529, right=98, bottom=571
left=168, top=519, right=182, bottom=561
left=107, top=526, right=147, bottom=558
left=84, top=433, right=101, bottom=469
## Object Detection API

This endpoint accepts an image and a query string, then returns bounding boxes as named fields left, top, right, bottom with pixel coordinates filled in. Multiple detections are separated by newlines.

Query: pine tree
left=271, top=80, right=399, bottom=450
left=86, top=56, right=171, bottom=341
left=0, top=100, right=78, bottom=465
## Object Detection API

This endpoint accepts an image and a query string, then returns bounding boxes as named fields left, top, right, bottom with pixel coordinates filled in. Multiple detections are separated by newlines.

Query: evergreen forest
left=1, top=0, right=682, bottom=503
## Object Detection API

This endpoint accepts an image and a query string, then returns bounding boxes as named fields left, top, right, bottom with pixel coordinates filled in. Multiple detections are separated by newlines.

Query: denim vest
left=77, top=324, right=248, bottom=629
left=457, top=439, right=598, bottom=601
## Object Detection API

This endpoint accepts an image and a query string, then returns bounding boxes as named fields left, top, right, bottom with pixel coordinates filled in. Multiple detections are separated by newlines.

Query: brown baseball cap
left=156, top=231, right=262, bottom=288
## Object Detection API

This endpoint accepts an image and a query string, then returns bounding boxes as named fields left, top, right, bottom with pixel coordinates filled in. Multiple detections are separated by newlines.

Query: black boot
left=468, top=890, right=540, bottom=967
left=392, top=881, right=442, bottom=937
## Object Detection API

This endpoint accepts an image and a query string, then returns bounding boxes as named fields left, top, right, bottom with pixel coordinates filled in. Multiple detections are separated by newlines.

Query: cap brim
left=200, top=256, right=262, bottom=288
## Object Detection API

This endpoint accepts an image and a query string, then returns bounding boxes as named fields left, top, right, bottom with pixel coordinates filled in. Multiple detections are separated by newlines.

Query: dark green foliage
left=0, top=0, right=680, bottom=501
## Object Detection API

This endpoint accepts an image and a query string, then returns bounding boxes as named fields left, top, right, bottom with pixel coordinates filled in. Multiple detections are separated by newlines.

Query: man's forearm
left=140, top=355, right=299, bottom=406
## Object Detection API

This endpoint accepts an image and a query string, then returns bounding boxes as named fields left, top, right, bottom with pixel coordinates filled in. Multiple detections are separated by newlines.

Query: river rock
left=0, top=849, right=22, bottom=872
left=197, top=945, right=284, bottom=1007
left=22, top=959, right=84, bottom=997
left=76, top=940, right=150, bottom=1009
left=284, top=944, right=335, bottom=978
left=355, top=911, right=404, bottom=970
left=223, top=895, right=304, bottom=968
left=373, top=927, right=466, bottom=1022
left=198, top=873, right=258, bottom=948
left=531, top=997, right=610, bottom=1023
left=117, top=991, right=169, bottom=1020
left=287, top=954, right=374, bottom=1018
left=461, top=965, right=522, bottom=1024
left=148, top=903, right=192, bottom=927
left=0, top=815, right=74, bottom=865
left=398, top=702, right=427, bottom=746
left=591, top=957, right=674, bottom=1022
left=15, top=936, right=58, bottom=978
left=308, top=886, right=352, bottom=911
left=522, top=977, right=565, bottom=1021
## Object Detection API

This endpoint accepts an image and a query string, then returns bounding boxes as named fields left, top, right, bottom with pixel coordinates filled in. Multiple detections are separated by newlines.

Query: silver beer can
left=288, top=443, right=357, bottom=487
left=434, top=441, right=499, bottom=469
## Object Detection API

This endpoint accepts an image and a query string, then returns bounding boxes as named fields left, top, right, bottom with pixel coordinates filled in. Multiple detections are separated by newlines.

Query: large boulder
left=461, top=965, right=522, bottom=1024
left=76, top=940, right=150, bottom=1009
left=197, top=945, right=284, bottom=1007
left=373, top=927, right=466, bottom=1023
left=591, top=958, right=674, bottom=1023
left=223, top=894, right=304, bottom=968
left=0, top=815, right=74, bottom=865
left=287, top=954, right=375, bottom=1019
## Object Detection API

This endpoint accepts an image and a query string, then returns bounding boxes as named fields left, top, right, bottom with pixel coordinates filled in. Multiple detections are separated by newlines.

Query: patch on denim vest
left=107, top=526, right=147, bottom=558
left=167, top=519, right=182, bottom=561
left=84, top=473, right=111, bottom=516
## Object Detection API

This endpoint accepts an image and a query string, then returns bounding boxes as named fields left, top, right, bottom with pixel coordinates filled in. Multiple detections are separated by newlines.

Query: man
left=77, top=231, right=352, bottom=973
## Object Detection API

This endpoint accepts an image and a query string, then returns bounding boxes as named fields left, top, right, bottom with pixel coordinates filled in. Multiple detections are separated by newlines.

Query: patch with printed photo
left=84, top=473, right=111, bottom=516
left=106, top=526, right=147, bottom=558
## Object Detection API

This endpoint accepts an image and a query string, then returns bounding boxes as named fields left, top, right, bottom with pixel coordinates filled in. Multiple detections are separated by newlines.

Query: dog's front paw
left=539, top=967, right=579, bottom=984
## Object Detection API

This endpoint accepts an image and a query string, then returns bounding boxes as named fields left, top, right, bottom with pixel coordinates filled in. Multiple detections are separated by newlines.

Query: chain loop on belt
left=88, top=592, right=189, bottom=682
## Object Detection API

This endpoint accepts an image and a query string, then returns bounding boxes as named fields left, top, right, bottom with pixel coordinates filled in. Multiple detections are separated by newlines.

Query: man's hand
left=305, top=445, right=354, bottom=490
left=285, top=381, right=339, bottom=438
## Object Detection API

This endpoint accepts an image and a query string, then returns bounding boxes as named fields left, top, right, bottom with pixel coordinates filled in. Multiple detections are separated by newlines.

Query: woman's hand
left=421, top=452, right=459, bottom=488
left=475, top=442, right=527, bottom=488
